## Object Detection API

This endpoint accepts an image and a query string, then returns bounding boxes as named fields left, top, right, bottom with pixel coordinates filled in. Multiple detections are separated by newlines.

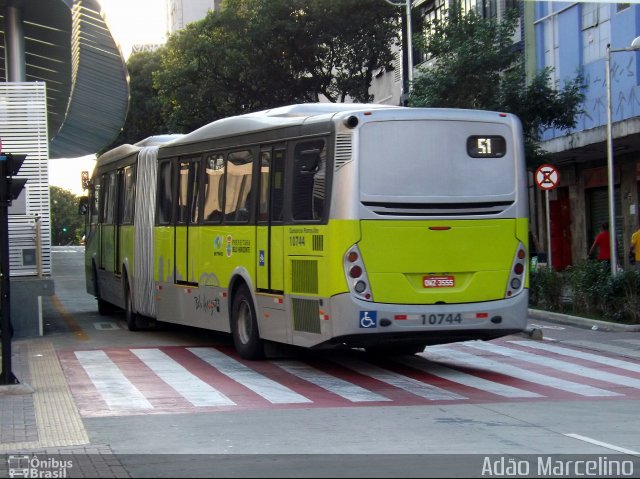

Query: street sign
left=535, top=164, right=560, bottom=191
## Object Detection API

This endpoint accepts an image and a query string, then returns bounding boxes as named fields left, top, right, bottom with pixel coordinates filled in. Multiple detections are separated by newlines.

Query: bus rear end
left=329, top=108, right=528, bottom=352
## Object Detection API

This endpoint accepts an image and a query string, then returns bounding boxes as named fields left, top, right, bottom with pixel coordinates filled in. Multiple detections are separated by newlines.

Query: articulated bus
left=83, top=103, right=528, bottom=359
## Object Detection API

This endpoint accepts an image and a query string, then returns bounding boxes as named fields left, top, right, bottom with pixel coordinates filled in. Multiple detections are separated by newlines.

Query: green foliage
left=529, top=266, right=564, bottom=312
left=530, top=260, right=640, bottom=324
left=408, top=5, right=585, bottom=169
left=152, top=0, right=399, bottom=133
left=50, top=186, right=85, bottom=246
left=565, top=260, right=611, bottom=315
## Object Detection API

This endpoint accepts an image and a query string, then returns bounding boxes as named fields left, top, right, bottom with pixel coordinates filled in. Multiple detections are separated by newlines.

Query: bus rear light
left=349, top=266, right=362, bottom=278
left=505, top=242, right=527, bottom=298
left=344, top=245, right=373, bottom=302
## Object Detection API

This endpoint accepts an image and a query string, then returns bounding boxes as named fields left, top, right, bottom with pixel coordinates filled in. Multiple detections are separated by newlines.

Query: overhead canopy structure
left=0, top=0, right=129, bottom=158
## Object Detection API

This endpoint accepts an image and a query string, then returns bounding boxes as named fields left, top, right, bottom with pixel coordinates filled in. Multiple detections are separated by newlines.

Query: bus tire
left=231, top=284, right=264, bottom=360
left=125, top=285, right=139, bottom=332
left=93, top=263, right=114, bottom=315
left=97, top=297, right=115, bottom=315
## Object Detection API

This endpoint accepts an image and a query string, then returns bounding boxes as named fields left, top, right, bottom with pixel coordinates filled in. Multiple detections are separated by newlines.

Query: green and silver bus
left=84, top=103, right=529, bottom=359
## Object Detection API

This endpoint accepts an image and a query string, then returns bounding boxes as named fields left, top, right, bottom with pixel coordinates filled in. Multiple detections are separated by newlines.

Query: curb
left=528, top=308, right=640, bottom=332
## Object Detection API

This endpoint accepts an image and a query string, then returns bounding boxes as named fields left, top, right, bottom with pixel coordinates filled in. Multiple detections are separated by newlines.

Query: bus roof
left=96, top=134, right=185, bottom=168
left=166, top=103, right=399, bottom=147
left=134, top=134, right=185, bottom=147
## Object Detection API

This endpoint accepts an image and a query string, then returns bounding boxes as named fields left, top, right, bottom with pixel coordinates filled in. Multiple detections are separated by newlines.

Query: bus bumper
left=318, top=290, right=529, bottom=349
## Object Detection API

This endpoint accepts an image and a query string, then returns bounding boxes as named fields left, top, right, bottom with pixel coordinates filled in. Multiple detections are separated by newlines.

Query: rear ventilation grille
left=292, top=298, right=321, bottom=333
left=312, top=235, right=324, bottom=252
left=335, top=133, right=353, bottom=170
left=291, top=259, right=319, bottom=294
left=362, top=201, right=514, bottom=216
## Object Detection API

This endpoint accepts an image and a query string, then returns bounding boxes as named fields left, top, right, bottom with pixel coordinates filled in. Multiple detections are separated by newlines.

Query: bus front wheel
left=231, top=285, right=264, bottom=360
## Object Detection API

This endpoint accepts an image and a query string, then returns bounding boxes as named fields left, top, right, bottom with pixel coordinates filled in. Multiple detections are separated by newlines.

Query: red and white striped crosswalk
left=58, top=339, right=640, bottom=417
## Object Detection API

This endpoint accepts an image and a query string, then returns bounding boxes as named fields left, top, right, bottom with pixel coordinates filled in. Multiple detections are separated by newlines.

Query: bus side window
left=121, top=165, right=136, bottom=225
left=157, top=160, right=174, bottom=225
left=224, top=150, right=253, bottom=223
left=177, top=160, right=200, bottom=224
left=203, top=154, right=224, bottom=223
left=90, top=179, right=100, bottom=224
left=101, top=172, right=117, bottom=225
left=271, top=149, right=285, bottom=223
left=292, top=139, right=325, bottom=221
left=258, top=151, right=270, bottom=223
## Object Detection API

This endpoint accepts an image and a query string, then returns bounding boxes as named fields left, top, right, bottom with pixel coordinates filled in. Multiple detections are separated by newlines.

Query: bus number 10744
left=421, top=313, right=463, bottom=325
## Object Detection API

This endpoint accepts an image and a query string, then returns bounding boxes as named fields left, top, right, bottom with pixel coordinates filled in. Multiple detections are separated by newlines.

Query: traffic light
left=81, top=170, right=89, bottom=190
left=0, top=153, right=27, bottom=204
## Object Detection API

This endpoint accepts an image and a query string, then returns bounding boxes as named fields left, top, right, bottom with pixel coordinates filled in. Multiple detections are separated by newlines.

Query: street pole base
left=0, top=370, right=20, bottom=385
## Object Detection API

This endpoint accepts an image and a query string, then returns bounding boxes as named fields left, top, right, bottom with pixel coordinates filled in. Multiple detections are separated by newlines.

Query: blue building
left=528, top=1, right=640, bottom=270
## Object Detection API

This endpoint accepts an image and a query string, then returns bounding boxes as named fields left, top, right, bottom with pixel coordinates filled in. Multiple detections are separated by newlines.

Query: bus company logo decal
left=198, top=272, right=220, bottom=287
left=359, top=311, right=377, bottom=328
left=226, top=235, right=232, bottom=257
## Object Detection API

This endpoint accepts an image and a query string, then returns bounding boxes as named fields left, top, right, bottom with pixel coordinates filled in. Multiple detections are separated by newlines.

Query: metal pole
left=0, top=156, right=18, bottom=385
left=406, top=0, right=413, bottom=86
left=545, top=190, right=552, bottom=270
left=605, top=44, right=618, bottom=275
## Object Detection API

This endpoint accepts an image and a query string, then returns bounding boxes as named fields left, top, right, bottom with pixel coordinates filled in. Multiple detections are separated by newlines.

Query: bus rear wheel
left=231, top=285, right=264, bottom=360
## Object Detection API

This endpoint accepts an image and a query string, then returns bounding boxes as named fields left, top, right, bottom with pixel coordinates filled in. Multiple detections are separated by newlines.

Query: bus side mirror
left=78, top=196, right=89, bottom=215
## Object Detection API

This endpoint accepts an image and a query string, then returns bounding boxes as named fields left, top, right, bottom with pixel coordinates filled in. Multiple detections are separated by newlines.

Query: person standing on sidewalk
left=631, top=221, right=640, bottom=271
left=588, top=222, right=615, bottom=266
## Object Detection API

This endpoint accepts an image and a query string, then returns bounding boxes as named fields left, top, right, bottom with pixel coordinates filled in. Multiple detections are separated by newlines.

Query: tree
left=408, top=6, right=585, bottom=168
left=153, top=0, right=400, bottom=132
left=50, top=186, right=84, bottom=246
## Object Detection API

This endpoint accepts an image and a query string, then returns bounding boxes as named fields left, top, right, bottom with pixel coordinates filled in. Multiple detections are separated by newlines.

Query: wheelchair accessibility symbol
left=359, top=311, right=377, bottom=328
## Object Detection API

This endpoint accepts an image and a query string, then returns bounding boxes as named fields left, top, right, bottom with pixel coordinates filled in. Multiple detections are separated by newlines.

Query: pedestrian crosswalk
left=58, top=338, right=640, bottom=417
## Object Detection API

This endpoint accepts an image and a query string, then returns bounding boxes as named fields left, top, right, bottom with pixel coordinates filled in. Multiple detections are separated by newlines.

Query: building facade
left=167, top=0, right=222, bottom=35
left=528, top=2, right=640, bottom=271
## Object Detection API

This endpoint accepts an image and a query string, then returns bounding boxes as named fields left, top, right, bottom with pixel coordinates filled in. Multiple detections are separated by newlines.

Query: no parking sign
left=535, top=164, right=560, bottom=191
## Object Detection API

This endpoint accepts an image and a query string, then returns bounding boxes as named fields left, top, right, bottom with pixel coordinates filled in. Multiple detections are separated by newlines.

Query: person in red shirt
left=588, top=222, right=614, bottom=262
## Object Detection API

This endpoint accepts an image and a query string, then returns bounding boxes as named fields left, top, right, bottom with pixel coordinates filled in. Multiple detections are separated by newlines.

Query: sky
left=98, top=0, right=168, bottom=60
left=49, top=0, right=168, bottom=195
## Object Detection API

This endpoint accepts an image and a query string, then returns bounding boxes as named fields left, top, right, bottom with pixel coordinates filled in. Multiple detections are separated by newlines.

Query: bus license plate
left=423, top=275, right=455, bottom=288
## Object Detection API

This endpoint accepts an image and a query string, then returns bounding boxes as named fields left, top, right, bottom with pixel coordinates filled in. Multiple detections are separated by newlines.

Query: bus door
left=256, top=146, right=285, bottom=292
left=175, top=158, right=201, bottom=284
